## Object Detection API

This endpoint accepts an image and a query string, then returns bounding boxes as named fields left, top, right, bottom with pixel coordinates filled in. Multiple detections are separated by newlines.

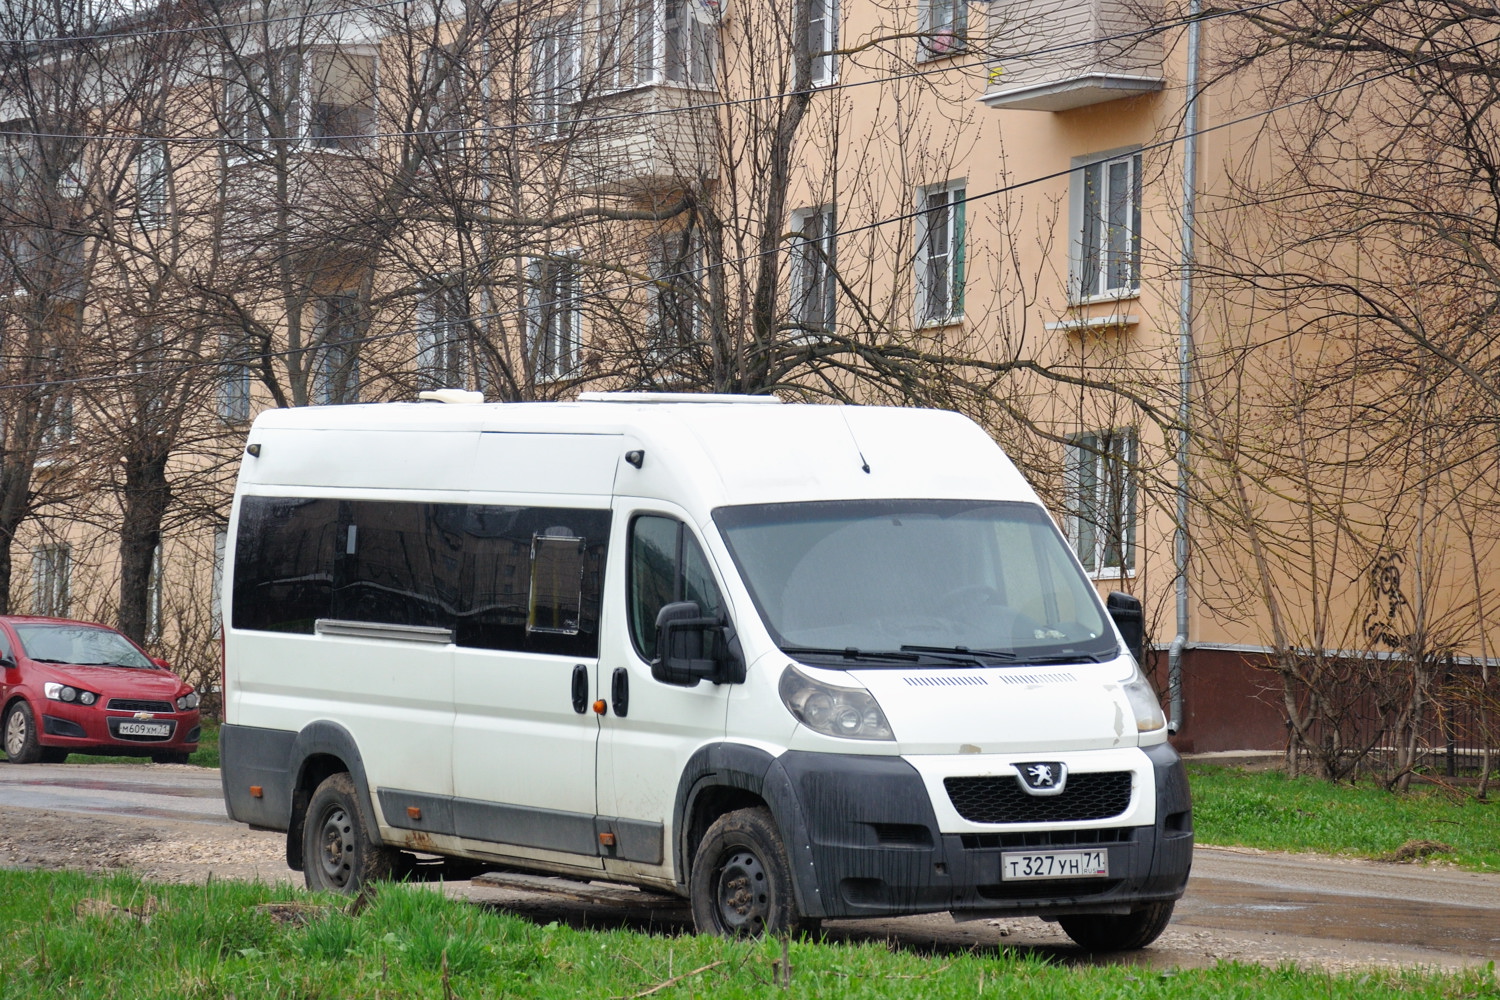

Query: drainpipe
left=1169, top=0, right=1202, bottom=733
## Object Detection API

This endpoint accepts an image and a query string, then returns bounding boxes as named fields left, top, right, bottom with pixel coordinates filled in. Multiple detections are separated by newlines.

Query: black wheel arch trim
left=286, top=721, right=386, bottom=869
left=672, top=742, right=827, bottom=919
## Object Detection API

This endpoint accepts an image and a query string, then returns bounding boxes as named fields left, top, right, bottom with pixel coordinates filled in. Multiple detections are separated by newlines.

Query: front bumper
left=763, top=742, right=1192, bottom=920
left=39, top=702, right=200, bottom=754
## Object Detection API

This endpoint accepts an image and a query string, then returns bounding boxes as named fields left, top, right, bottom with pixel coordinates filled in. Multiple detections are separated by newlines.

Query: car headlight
left=1119, top=663, right=1166, bottom=733
left=176, top=691, right=200, bottom=711
left=778, top=665, right=894, bottom=741
left=44, top=682, right=98, bottom=705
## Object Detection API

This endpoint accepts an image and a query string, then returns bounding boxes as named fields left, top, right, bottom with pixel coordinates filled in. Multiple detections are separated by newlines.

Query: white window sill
left=917, top=315, right=965, bottom=331
left=1086, top=567, right=1137, bottom=582
left=1069, top=290, right=1141, bottom=307
left=1045, top=314, right=1139, bottom=333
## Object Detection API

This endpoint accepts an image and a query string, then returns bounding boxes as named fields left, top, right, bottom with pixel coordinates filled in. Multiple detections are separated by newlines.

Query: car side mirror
left=151, top=657, right=171, bottom=670
left=651, top=601, right=744, bottom=687
left=1106, top=591, right=1146, bottom=665
left=0, top=655, right=14, bottom=670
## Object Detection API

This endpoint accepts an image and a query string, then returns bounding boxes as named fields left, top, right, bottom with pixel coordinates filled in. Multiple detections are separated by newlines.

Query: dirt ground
left=2, top=792, right=1496, bottom=975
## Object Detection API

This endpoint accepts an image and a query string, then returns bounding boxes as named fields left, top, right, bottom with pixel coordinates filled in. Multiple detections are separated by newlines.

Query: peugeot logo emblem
left=1015, top=761, right=1068, bottom=797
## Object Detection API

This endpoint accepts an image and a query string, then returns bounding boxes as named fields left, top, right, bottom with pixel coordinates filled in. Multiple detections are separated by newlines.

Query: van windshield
left=712, top=499, right=1117, bottom=667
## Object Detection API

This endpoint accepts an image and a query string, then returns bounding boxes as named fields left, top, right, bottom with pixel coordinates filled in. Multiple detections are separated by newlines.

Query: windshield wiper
left=900, top=644, right=1015, bottom=665
left=780, top=644, right=922, bottom=664
left=1008, top=651, right=1111, bottom=666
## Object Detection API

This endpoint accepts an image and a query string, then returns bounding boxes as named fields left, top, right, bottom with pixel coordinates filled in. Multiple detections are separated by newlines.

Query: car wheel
left=301, top=772, right=397, bottom=895
left=1057, top=899, right=1175, bottom=951
left=3, top=701, right=42, bottom=764
left=689, top=806, right=817, bottom=938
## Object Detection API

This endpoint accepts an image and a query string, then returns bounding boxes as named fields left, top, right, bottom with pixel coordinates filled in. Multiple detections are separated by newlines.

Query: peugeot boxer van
left=220, top=393, right=1191, bottom=949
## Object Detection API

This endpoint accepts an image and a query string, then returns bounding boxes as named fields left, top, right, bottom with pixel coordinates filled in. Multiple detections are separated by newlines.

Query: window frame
left=1072, top=148, right=1144, bottom=302
left=533, top=12, right=582, bottom=140
left=32, top=543, right=71, bottom=618
left=809, top=0, right=839, bottom=86
left=136, top=136, right=169, bottom=228
left=650, top=231, right=706, bottom=352
left=915, top=180, right=966, bottom=327
left=918, top=0, right=968, bottom=62
left=217, top=332, right=252, bottom=424
left=1065, top=428, right=1139, bottom=577
left=415, top=281, right=471, bottom=390
left=526, top=253, right=583, bottom=382
left=313, top=292, right=361, bottom=405
left=789, top=204, right=836, bottom=337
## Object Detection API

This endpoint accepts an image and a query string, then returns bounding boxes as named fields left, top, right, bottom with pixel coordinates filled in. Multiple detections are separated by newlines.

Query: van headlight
left=1120, top=663, right=1166, bottom=733
left=778, top=665, right=894, bottom=741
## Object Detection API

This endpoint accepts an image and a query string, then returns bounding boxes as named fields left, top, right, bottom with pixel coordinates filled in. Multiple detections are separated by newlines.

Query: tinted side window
left=629, top=515, right=724, bottom=662
left=232, top=497, right=339, bottom=633
left=232, top=496, right=609, bottom=656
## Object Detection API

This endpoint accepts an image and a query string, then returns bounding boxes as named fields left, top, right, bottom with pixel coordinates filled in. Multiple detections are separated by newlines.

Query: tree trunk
left=117, top=450, right=171, bottom=644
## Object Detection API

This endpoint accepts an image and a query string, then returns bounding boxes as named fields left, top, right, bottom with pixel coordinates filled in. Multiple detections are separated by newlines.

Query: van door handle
left=612, top=668, right=629, bottom=718
left=571, top=663, right=588, bottom=714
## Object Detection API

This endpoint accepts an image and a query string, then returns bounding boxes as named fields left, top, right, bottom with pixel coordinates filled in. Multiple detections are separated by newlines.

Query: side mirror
left=0, top=655, right=15, bottom=670
left=151, top=657, right=172, bottom=670
left=1106, top=591, right=1146, bottom=665
left=651, top=602, right=744, bottom=687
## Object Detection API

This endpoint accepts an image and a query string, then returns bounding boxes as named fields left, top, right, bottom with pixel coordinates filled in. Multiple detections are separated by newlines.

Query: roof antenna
left=838, top=407, right=872, bottom=474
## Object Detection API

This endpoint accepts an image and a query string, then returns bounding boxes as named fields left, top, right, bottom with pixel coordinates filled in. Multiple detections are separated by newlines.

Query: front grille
left=107, top=699, right=173, bottom=713
left=945, top=771, right=1132, bottom=824
left=959, top=827, right=1134, bottom=850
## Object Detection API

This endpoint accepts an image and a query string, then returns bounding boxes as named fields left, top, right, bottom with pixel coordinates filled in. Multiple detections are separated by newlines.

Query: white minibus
left=220, top=393, right=1191, bottom=949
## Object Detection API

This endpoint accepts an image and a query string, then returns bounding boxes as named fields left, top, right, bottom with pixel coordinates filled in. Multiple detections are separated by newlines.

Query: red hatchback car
left=0, top=616, right=201, bottom=764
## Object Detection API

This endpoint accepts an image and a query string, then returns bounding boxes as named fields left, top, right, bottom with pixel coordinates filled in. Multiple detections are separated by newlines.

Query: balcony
left=569, top=85, right=720, bottom=196
left=981, top=0, right=1164, bottom=112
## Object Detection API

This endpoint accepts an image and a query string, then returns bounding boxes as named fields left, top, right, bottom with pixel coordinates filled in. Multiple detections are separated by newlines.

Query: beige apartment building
left=2, top=0, right=1495, bottom=768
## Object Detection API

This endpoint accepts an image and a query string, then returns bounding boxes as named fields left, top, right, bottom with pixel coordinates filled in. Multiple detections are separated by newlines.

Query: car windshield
left=13, top=624, right=154, bottom=669
left=712, top=499, right=1117, bottom=666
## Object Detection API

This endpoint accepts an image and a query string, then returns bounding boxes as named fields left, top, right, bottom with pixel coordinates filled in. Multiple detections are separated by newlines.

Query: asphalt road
left=1, top=762, right=1497, bottom=970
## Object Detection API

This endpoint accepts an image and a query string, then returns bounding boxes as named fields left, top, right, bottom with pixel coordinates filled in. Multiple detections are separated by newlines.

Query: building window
left=916, top=181, right=965, bottom=325
left=1066, top=428, right=1137, bottom=575
left=416, top=283, right=469, bottom=389
left=223, top=49, right=376, bottom=153
left=527, top=256, right=581, bottom=381
left=136, top=137, right=168, bottom=227
left=596, top=0, right=655, bottom=91
left=651, top=232, right=704, bottom=350
left=1075, top=149, right=1142, bottom=300
left=790, top=205, right=835, bottom=336
left=664, top=0, right=716, bottom=86
left=314, top=293, right=360, bottom=404
left=810, top=0, right=839, bottom=86
left=307, top=50, right=377, bottom=151
left=533, top=15, right=581, bottom=140
left=919, top=0, right=967, bottom=61
left=39, top=394, right=74, bottom=451
left=218, top=333, right=252, bottom=424
left=33, top=543, right=70, bottom=617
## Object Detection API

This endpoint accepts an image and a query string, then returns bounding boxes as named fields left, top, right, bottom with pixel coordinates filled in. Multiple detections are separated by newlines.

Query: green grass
left=0, top=718, right=219, bottom=769
left=0, top=869, right=1493, bottom=1000
left=1188, top=763, right=1500, bottom=871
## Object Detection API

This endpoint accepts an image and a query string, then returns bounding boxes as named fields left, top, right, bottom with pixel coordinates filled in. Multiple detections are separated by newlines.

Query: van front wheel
left=689, top=807, right=816, bottom=938
left=302, top=772, right=396, bottom=895
left=1057, top=899, right=1175, bottom=951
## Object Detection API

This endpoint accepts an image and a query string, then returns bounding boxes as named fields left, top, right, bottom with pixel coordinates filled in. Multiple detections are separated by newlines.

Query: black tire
left=151, top=751, right=191, bottom=765
left=1057, top=899, right=1175, bottom=951
left=301, top=772, right=397, bottom=895
left=689, top=806, right=817, bottom=938
left=3, top=701, right=42, bottom=764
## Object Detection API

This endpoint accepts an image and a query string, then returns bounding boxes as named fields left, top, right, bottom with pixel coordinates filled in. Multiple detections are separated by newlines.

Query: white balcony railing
left=982, top=0, right=1165, bottom=112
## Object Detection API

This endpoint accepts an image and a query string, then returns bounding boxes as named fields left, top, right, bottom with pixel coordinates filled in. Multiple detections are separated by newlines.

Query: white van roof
left=240, top=396, right=1041, bottom=511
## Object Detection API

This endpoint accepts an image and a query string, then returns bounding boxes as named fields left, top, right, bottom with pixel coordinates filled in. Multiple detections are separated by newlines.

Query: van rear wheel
left=689, top=806, right=816, bottom=938
left=1057, top=899, right=1175, bottom=951
left=302, top=772, right=396, bottom=895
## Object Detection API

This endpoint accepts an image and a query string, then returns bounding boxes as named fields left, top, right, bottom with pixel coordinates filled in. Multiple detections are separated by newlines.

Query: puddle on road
left=1181, top=878, right=1500, bottom=957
